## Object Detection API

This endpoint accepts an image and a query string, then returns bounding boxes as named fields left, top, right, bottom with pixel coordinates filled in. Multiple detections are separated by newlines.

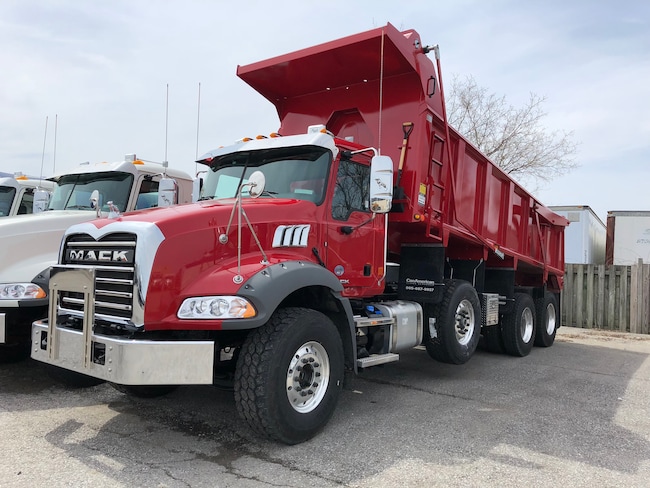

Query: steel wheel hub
left=286, top=341, right=330, bottom=413
left=454, top=299, right=476, bottom=346
left=545, top=303, right=557, bottom=335
left=521, top=307, right=534, bottom=343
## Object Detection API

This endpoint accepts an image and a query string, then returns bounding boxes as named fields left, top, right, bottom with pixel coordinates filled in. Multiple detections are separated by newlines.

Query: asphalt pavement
left=1, top=326, right=649, bottom=487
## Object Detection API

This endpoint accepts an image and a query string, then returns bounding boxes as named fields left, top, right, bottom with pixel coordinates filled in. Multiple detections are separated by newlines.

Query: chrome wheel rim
left=286, top=341, right=330, bottom=413
left=454, top=299, right=476, bottom=346
left=545, top=302, right=557, bottom=336
left=521, top=307, right=534, bottom=343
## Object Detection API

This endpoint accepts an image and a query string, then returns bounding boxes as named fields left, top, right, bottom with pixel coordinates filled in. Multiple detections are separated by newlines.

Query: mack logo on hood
left=66, top=249, right=134, bottom=264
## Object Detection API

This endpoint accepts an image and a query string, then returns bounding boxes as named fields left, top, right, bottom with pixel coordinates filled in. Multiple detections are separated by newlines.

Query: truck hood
left=73, top=199, right=316, bottom=241
left=64, top=199, right=320, bottom=309
left=0, top=210, right=105, bottom=283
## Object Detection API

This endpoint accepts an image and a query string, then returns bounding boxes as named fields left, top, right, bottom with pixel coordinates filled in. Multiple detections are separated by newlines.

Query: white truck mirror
left=192, top=176, right=203, bottom=203
left=247, top=171, right=266, bottom=198
left=158, top=177, right=178, bottom=208
left=32, top=189, right=50, bottom=214
left=369, top=155, right=393, bottom=214
left=90, top=189, right=101, bottom=217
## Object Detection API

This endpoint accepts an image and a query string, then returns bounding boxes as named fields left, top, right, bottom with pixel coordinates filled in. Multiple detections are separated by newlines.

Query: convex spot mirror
left=247, top=171, right=266, bottom=198
left=90, top=190, right=101, bottom=217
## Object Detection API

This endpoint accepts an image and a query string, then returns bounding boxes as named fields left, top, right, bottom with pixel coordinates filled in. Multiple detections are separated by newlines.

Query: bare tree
left=447, top=75, right=578, bottom=188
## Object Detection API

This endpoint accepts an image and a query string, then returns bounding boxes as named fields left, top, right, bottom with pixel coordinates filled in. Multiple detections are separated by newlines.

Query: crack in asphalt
left=114, top=399, right=348, bottom=487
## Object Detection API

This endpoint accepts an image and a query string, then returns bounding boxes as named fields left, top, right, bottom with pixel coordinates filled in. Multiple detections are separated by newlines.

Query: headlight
left=0, top=283, right=47, bottom=300
left=177, top=296, right=256, bottom=319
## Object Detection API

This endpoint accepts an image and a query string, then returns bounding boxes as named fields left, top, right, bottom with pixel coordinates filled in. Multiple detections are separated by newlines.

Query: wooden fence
left=561, top=261, right=650, bottom=334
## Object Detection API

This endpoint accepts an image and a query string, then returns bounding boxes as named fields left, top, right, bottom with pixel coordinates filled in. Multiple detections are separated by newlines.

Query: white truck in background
left=0, top=174, right=54, bottom=217
left=606, top=211, right=650, bottom=265
left=0, top=155, right=196, bottom=362
left=550, top=206, right=606, bottom=265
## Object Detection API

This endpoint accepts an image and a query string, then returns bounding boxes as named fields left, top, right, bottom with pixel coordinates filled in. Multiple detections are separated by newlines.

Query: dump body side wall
left=440, top=124, right=566, bottom=275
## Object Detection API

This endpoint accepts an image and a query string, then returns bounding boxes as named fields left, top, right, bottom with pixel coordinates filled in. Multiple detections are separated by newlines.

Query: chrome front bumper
left=30, top=265, right=215, bottom=385
left=31, top=320, right=215, bottom=385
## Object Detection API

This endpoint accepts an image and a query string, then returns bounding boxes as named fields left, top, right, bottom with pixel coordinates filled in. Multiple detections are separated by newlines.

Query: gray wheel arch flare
left=227, top=260, right=357, bottom=370
left=220, top=260, right=352, bottom=328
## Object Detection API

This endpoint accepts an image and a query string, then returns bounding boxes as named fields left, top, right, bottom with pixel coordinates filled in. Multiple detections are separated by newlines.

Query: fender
left=219, top=260, right=354, bottom=331
left=231, top=260, right=357, bottom=371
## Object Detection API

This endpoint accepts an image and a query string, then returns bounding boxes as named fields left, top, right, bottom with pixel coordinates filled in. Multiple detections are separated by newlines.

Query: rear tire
left=425, top=280, right=481, bottom=364
left=535, top=292, right=559, bottom=347
left=502, top=293, right=536, bottom=357
left=234, top=307, right=344, bottom=445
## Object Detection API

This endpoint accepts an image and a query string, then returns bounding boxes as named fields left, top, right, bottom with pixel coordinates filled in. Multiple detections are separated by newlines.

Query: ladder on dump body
left=425, top=131, right=447, bottom=240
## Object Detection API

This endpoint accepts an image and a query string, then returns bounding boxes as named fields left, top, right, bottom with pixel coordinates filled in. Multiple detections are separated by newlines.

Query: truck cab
left=0, top=155, right=195, bottom=362
left=0, top=174, right=54, bottom=217
left=197, top=127, right=390, bottom=297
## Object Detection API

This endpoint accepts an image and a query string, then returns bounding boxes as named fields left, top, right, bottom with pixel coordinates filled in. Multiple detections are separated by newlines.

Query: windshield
left=0, top=186, right=17, bottom=217
left=200, top=146, right=331, bottom=204
left=49, top=172, right=134, bottom=212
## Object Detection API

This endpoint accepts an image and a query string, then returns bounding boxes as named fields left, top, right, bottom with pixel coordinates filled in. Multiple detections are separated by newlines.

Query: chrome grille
left=61, top=233, right=136, bottom=323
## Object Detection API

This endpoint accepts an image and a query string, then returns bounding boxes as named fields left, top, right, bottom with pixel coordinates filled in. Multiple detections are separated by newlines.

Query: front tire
left=234, top=307, right=344, bottom=444
left=425, top=280, right=481, bottom=364
left=535, top=292, right=559, bottom=347
left=502, top=293, right=536, bottom=357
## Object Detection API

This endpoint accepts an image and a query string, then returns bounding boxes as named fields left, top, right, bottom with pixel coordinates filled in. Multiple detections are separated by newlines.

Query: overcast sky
left=1, top=0, right=648, bottom=223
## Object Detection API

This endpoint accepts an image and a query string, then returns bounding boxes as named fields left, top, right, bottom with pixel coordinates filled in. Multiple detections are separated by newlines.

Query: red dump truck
left=32, top=23, right=567, bottom=444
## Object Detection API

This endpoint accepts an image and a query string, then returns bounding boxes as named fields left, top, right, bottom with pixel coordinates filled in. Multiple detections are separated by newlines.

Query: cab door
left=325, top=157, right=386, bottom=297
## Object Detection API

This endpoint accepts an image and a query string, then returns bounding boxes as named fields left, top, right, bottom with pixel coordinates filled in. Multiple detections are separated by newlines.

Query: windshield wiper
left=65, top=205, right=93, bottom=210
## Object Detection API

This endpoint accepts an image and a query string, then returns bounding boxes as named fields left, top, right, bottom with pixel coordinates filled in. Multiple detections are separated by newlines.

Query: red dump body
left=238, top=23, right=567, bottom=290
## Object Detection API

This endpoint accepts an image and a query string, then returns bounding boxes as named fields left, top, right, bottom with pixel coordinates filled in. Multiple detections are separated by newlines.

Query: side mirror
left=369, top=155, right=393, bottom=214
left=247, top=171, right=266, bottom=198
left=32, top=189, right=50, bottom=214
left=90, top=189, right=101, bottom=217
left=158, top=177, right=178, bottom=208
left=192, top=173, right=205, bottom=203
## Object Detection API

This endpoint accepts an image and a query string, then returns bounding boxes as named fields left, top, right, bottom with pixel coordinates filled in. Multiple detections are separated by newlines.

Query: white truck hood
left=0, top=210, right=103, bottom=283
